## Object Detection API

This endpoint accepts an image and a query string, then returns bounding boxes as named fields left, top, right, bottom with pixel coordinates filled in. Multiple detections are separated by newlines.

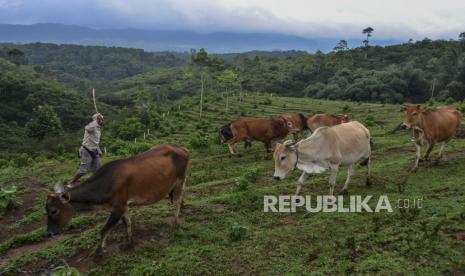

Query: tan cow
left=400, top=105, right=462, bottom=172
left=307, top=112, right=350, bottom=132
left=273, top=121, right=371, bottom=195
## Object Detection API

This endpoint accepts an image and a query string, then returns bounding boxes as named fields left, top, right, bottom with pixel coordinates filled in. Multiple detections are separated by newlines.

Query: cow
left=45, top=144, right=189, bottom=257
left=400, top=105, right=462, bottom=172
left=219, top=116, right=290, bottom=155
left=306, top=112, right=350, bottom=132
left=279, top=113, right=309, bottom=140
left=273, top=121, right=371, bottom=195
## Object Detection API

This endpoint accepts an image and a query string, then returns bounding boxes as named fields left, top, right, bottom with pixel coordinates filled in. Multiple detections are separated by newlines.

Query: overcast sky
left=1, top=0, right=465, bottom=40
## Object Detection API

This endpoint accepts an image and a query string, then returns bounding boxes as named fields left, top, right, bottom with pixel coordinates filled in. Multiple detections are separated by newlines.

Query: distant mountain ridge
left=0, top=23, right=401, bottom=53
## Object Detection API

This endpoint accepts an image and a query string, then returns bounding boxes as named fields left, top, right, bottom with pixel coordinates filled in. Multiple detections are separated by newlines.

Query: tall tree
left=191, top=48, right=211, bottom=118
left=333, top=40, right=348, bottom=52
left=362, top=27, right=374, bottom=47
left=459, top=32, right=465, bottom=50
left=217, top=69, right=239, bottom=112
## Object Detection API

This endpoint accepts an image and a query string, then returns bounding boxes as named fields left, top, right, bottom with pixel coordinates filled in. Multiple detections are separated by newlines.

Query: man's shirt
left=82, top=120, right=101, bottom=151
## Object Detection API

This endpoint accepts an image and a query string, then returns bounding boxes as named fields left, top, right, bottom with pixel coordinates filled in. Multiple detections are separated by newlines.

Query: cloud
left=1, top=0, right=465, bottom=39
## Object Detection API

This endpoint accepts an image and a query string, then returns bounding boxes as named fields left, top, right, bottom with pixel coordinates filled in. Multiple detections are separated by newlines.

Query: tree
left=362, top=27, right=374, bottom=47
left=6, top=49, right=26, bottom=65
left=217, top=70, right=239, bottom=112
left=459, top=32, right=465, bottom=50
left=25, top=105, right=62, bottom=140
left=333, top=40, right=348, bottom=52
left=191, top=48, right=212, bottom=118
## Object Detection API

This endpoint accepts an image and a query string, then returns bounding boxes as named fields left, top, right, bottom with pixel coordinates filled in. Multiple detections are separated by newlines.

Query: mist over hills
left=0, top=23, right=401, bottom=53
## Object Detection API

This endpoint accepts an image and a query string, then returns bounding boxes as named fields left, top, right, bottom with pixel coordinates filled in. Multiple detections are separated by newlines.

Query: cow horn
left=54, top=181, right=65, bottom=193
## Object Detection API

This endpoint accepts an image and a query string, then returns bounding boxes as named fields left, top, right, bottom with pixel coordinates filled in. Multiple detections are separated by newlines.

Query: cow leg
left=328, top=164, right=339, bottom=195
left=295, top=172, right=310, bottom=195
left=411, top=143, right=421, bottom=172
left=95, top=207, right=124, bottom=258
left=171, top=178, right=185, bottom=226
left=120, top=211, right=133, bottom=250
left=366, top=156, right=372, bottom=186
left=436, top=142, right=447, bottom=163
left=423, top=143, right=434, bottom=161
left=227, top=144, right=235, bottom=155
left=339, top=164, right=354, bottom=195
left=263, top=141, right=272, bottom=159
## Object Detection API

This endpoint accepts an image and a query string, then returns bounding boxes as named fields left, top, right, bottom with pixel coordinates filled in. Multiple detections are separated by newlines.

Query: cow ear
left=60, top=192, right=71, bottom=203
left=284, top=140, right=297, bottom=147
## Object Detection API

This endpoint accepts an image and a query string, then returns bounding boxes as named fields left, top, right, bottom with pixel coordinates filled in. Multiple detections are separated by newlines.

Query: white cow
left=273, top=121, right=372, bottom=195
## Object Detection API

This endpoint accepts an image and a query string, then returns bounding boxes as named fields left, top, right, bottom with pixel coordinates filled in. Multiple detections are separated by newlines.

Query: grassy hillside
left=1, top=93, right=465, bottom=275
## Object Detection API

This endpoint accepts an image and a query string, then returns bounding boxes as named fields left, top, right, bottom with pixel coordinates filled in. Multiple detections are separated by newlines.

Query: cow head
left=45, top=182, right=74, bottom=236
left=342, top=114, right=350, bottom=123
left=401, top=105, right=426, bottom=129
left=218, top=124, right=233, bottom=145
left=273, top=140, right=298, bottom=180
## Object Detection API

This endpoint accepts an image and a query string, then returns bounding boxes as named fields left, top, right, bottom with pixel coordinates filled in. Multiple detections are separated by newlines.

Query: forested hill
left=1, top=37, right=465, bottom=156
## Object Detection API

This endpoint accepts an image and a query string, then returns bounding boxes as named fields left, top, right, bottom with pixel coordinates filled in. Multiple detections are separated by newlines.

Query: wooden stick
left=92, top=88, right=98, bottom=113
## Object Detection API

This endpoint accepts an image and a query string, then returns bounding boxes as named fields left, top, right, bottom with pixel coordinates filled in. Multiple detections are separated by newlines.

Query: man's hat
left=92, top=113, right=104, bottom=121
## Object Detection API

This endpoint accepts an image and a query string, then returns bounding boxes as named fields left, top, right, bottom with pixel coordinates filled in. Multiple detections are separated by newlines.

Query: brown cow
left=401, top=105, right=462, bottom=172
left=45, top=144, right=189, bottom=257
left=279, top=113, right=309, bottom=140
left=219, top=116, right=289, bottom=155
left=307, top=112, right=350, bottom=132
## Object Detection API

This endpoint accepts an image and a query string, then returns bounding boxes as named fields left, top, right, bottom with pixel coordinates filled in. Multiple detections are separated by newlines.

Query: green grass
left=1, top=93, right=465, bottom=275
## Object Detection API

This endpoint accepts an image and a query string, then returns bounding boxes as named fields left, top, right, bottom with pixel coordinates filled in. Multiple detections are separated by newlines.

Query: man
left=69, top=113, right=104, bottom=186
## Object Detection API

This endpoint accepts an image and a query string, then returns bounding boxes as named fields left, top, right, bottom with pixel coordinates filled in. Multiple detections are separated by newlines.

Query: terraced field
left=1, top=93, right=465, bottom=275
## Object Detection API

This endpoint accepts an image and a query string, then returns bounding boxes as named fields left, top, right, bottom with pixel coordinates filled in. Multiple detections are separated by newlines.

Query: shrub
left=445, top=97, right=456, bottom=105
left=188, top=132, right=211, bottom=150
left=107, top=139, right=131, bottom=155
left=0, top=186, right=22, bottom=216
left=229, top=223, right=248, bottom=242
left=364, top=115, right=376, bottom=127
left=233, top=167, right=260, bottom=191
left=341, top=104, right=351, bottom=113
left=263, top=98, right=272, bottom=105
left=128, top=142, right=152, bottom=155
left=426, top=98, right=436, bottom=107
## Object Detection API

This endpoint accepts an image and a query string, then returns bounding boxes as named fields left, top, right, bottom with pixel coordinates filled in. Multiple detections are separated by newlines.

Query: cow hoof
left=338, top=189, right=348, bottom=195
left=410, top=167, right=418, bottom=173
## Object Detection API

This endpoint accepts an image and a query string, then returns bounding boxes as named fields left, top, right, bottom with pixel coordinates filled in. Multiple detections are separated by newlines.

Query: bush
left=341, top=104, right=351, bottom=113
left=229, top=223, right=248, bottom=242
left=0, top=186, right=22, bottom=216
left=128, top=142, right=152, bottom=155
left=263, top=98, right=272, bottom=105
left=364, top=115, right=376, bottom=127
left=233, top=167, right=260, bottom=191
left=107, top=139, right=131, bottom=155
left=188, top=132, right=211, bottom=150
left=445, top=97, right=456, bottom=105
left=426, top=98, right=436, bottom=107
